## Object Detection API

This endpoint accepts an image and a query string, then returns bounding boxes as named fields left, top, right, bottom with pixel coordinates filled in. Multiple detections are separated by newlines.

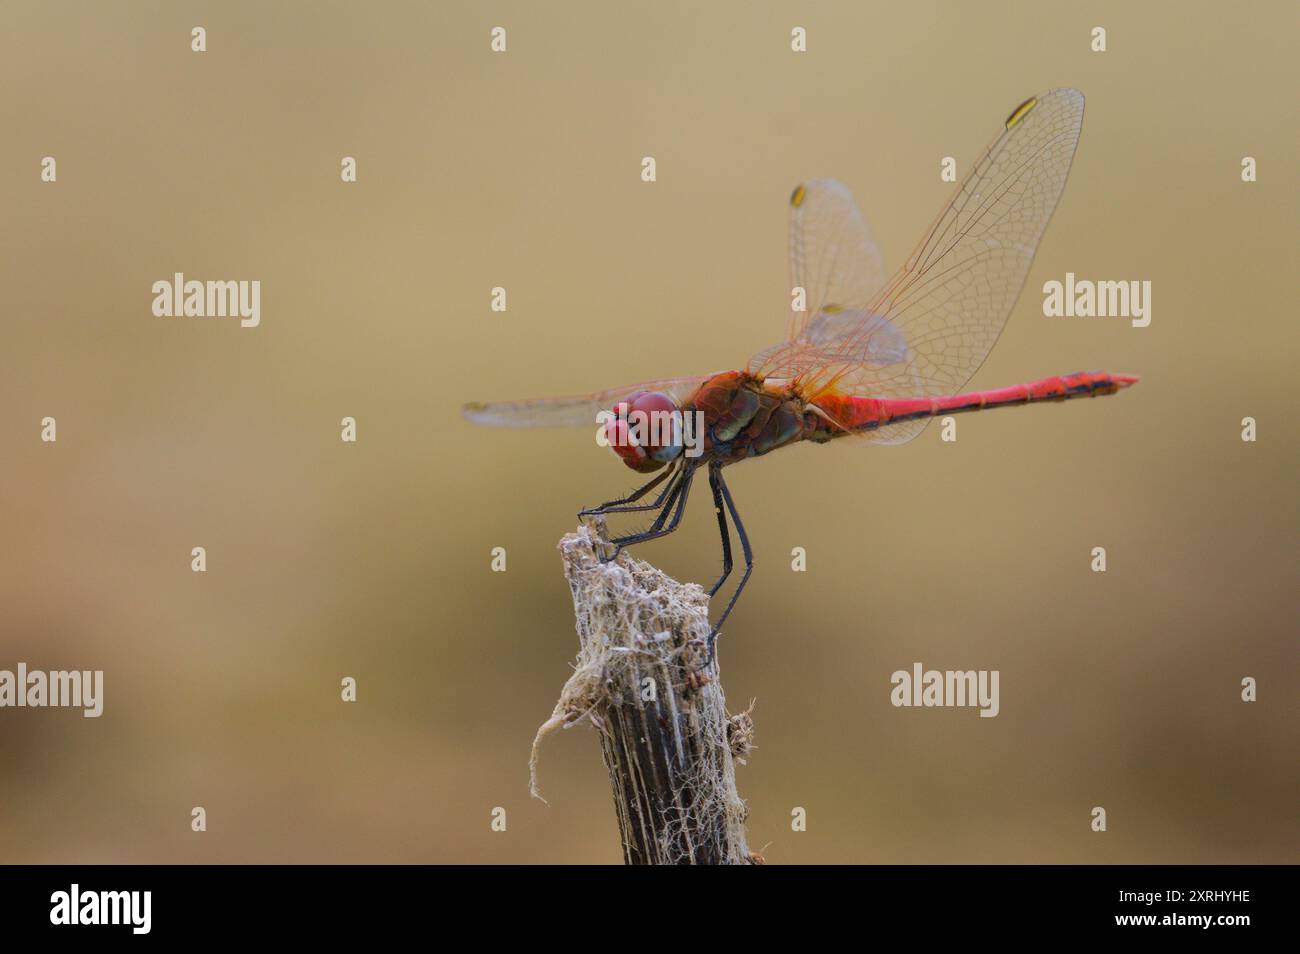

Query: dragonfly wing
left=787, top=179, right=888, bottom=344
left=753, top=90, right=1085, bottom=447
left=839, top=88, right=1086, bottom=399
left=463, top=375, right=710, bottom=428
left=853, top=414, right=930, bottom=446
left=803, top=307, right=908, bottom=362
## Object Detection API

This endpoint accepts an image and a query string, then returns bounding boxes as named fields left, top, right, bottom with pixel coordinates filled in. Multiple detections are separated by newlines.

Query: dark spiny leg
left=596, top=465, right=687, bottom=562
left=596, top=466, right=689, bottom=563
left=579, top=464, right=675, bottom=517
left=608, top=463, right=696, bottom=551
left=706, top=462, right=732, bottom=598
left=705, top=467, right=752, bottom=668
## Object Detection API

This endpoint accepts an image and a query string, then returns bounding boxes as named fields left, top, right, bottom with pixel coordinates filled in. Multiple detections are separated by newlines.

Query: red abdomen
left=807, top=371, right=1138, bottom=440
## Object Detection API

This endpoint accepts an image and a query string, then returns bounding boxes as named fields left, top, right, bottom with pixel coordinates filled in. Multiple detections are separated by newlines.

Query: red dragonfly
left=465, top=88, right=1137, bottom=665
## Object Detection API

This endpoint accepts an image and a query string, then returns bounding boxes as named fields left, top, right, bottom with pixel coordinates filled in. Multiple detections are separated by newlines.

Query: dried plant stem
left=530, top=517, right=756, bottom=865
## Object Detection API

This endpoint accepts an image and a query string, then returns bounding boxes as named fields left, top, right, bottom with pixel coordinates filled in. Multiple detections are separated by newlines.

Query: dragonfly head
left=604, top=391, right=684, bottom=472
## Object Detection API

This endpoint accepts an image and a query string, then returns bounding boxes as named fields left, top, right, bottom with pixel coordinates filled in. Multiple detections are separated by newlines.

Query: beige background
left=1, top=1, right=1295, bottom=863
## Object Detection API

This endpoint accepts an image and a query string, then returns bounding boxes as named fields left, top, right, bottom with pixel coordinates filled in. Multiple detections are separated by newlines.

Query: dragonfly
left=464, top=88, right=1137, bottom=667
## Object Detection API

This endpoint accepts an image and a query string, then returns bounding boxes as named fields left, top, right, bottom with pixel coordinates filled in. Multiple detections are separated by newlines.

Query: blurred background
left=1, top=0, right=1295, bottom=863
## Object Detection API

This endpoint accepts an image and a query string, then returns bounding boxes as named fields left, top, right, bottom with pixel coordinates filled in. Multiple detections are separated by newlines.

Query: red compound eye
left=604, top=391, right=681, bottom=472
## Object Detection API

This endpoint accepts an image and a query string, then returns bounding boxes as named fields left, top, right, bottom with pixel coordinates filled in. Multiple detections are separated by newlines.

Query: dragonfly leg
left=605, top=463, right=696, bottom=556
left=704, top=467, right=752, bottom=669
left=592, top=466, right=686, bottom=563
left=579, top=465, right=675, bottom=517
left=706, top=462, right=732, bottom=598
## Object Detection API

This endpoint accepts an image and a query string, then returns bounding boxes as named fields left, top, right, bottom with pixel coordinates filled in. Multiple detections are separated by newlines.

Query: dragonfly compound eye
left=604, top=391, right=684, bottom=472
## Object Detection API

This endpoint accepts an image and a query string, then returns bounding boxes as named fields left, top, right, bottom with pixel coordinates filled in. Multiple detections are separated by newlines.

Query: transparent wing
left=833, top=88, right=1084, bottom=397
left=463, top=375, right=710, bottom=428
left=786, top=179, right=888, bottom=343
left=841, top=409, right=930, bottom=446
left=754, top=89, right=1086, bottom=445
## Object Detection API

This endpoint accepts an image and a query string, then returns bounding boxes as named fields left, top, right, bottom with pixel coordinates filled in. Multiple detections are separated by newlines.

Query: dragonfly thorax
left=692, top=371, right=811, bottom=463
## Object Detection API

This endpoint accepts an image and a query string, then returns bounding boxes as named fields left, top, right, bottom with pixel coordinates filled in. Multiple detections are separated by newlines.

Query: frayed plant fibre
left=530, top=518, right=756, bottom=865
